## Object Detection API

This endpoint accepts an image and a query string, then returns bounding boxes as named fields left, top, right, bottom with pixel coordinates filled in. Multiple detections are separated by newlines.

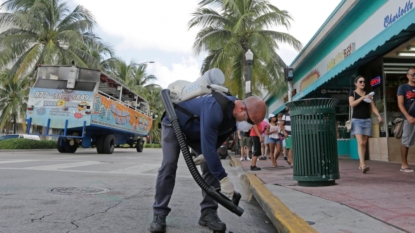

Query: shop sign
left=384, top=0, right=413, bottom=28
left=327, top=43, right=355, bottom=71
left=371, top=76, right=381, bottom=87
left=320, top=89, right=349, bottom=94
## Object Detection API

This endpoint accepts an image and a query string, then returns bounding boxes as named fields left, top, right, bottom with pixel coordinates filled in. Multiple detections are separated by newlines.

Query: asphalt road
left=0, top=148, right=277, bottom=233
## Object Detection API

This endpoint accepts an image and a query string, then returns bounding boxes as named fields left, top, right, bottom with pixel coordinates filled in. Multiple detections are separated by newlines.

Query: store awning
left=272, top=104, right=286, bottom=115
left=293, top=9, right=415, bottom=101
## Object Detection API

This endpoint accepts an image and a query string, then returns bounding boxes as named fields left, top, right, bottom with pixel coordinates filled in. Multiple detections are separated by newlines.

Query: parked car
left=0, top=134, right=41, bottom=141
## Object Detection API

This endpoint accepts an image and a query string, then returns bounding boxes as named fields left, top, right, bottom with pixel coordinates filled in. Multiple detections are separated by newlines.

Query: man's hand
left=193, top=154, right=205, bottom=165
left=408, top=116, right=415, bottom=125
left=219, top=176, right=234, bottom=199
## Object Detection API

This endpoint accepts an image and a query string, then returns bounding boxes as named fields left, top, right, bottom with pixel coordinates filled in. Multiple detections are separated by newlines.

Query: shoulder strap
left=211, top=90, right=235, bottom=131
left=211, top=90, right=229, bottom=120
left=173, top=103, right=199, bottom=121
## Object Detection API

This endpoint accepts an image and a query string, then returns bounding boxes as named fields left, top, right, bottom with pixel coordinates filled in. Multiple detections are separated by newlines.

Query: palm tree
left=0, top=0, right=101, bottom=81
left=82, top=38, right=114, bottom=70
left=0, top=69, right=31, bottom=133
left=106, top=57, right=158, bottom=93
left=141, top=84, right=163, bottom=144
left=105, top=57, right=136, bottom=84
left=130, top=64, right=157, bottom=87
left=189, top=0, right=302, bottom=98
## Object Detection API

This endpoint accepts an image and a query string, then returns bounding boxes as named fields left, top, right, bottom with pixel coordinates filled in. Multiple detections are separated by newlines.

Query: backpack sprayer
left=160, top=68, right=244, bottom=216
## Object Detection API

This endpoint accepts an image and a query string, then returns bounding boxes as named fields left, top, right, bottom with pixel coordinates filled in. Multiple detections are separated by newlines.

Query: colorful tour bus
left=26, top=65, right=153, bottom=154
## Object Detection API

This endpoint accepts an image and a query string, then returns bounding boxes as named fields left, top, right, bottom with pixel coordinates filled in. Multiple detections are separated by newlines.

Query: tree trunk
left=13, top=115, right=17, bottom=134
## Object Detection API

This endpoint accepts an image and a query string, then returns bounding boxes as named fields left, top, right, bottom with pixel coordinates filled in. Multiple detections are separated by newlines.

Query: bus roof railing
left=36, top=64, right=149, bottom=104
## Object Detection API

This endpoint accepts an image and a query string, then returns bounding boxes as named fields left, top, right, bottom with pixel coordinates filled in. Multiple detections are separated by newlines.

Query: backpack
left=160, top=68, right=235, bottom=130
left=172, top=90, right=234, bottom=131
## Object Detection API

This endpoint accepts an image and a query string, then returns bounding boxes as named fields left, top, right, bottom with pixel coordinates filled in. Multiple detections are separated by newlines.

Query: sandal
left=400, top=167, right=414, bottom=172
left=359, top=166, right=369, bottom=173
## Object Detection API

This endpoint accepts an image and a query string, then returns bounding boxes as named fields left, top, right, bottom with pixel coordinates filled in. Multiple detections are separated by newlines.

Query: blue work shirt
left=162, top=94, right=237, bottom=180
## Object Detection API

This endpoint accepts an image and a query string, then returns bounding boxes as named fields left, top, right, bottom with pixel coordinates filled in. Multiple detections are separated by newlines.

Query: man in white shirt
left=282, top=107, right=293, bottom=167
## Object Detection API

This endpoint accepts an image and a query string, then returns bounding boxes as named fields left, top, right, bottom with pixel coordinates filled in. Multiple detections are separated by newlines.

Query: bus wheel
left=65, top=139, right=78, bottom=153
left=103, top=134, right=115, bottom=154
left=136, top=139, right=144, bottom=152
left=96, top=135, right=105, bottom=154
left=57, top=137, right=66, bottom=153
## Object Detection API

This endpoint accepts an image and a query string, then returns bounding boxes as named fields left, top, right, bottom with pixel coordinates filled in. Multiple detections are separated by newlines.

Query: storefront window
left=383, top=57, right=415, bottom=137
left=359, top=58, right=385, bottom=137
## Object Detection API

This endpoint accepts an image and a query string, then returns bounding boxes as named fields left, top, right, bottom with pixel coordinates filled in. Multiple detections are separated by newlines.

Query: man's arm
left=398, top=95, right=415, bottom=124
left=278, top=121, right=288, bottom=137
left=200, top=102, right=227, bottom=180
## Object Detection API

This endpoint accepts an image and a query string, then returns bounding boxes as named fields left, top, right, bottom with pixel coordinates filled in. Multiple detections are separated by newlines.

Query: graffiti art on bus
left=26, top=88, right=94, bottom=128
left=91, top=94, right=152, bottom=134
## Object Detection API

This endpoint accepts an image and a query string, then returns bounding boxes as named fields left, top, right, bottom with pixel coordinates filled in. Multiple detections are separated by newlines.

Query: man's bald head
left=245, top=96, right=266, bottom=124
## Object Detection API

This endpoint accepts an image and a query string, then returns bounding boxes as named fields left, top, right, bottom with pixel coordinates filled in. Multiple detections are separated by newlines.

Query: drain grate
left=50, top=187, right=110, bottom=195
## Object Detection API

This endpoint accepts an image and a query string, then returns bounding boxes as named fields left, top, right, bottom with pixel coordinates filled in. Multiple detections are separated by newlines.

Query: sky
left=3, top=0, right=342, bottom=88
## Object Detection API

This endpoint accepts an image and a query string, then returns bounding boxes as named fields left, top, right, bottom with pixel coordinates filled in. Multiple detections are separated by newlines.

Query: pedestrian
left=237, top=129, right=251, bottom=161
left=397, top=66, right=415, bottom=172
left=249, top=120, right=264, bottom=171
left=349, top=75, right=382, bottom=174
left=151, top=95, right=266, bottom=233
left=259, top=119, right=269, bottom=160
left=267, top=114, right=283, bottom=167
left=277, top=113, right=288, bottom=162
left=261, top=119, right=271, bottom=159
left=282, top=108, right=293, bottom=167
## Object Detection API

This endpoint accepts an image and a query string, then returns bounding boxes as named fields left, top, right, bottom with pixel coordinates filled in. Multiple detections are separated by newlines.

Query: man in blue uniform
left=150, top=94, right=266, bottom=233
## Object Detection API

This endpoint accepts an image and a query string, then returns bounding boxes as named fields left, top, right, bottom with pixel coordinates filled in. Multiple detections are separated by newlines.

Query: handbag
left=345, top=92, right=353, bottom=132
left=393, top=118, right=404, bottom=139
left=393, top=101, right=415, bottom=139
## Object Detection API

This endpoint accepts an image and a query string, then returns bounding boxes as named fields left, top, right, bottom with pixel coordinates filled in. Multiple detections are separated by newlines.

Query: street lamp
left=245, top=49, right=253, bottom=98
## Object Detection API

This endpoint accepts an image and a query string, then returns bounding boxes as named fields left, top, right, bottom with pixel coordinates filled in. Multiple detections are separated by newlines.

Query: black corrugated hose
left=161, top=89, right=244, bottom=217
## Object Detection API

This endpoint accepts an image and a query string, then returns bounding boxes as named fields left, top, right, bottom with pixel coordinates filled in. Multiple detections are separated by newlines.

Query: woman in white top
left=267, top=114, right=285, bottom=167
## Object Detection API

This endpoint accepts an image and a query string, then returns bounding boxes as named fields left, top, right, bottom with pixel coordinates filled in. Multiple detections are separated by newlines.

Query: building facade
left=265, top=0, right=415, bottom=163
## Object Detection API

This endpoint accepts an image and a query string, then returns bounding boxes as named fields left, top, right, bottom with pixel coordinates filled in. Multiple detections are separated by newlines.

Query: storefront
left=265, top=0, right=415, bottom=163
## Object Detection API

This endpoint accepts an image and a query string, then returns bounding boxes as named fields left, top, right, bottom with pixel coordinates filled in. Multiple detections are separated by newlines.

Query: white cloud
left=269, top=0, right=342, bottom=64
left=73, top=0, right=199, bottom=54
left=70, top=0, right=341, bottom=84
left=147, top=57, right=201, bottom=89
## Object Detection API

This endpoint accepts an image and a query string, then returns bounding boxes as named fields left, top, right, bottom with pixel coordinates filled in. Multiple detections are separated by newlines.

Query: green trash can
left=286, top=98, right=340, bottom=187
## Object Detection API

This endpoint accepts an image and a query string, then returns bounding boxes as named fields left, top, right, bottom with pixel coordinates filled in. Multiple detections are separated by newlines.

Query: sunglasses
left=408, top=73, right=415, bottom=77
left=358, top=80, right=365, bottom=84
left=243, top=101, right=254, bottom=125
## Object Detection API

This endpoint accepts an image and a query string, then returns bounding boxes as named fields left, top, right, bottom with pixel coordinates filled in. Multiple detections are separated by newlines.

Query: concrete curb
left=229, top=156, right=317, bottom=233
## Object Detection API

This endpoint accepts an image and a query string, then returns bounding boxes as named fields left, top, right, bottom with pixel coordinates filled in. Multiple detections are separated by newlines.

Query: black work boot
left=150, top=214, right=166, bottom=233
left=198, top=209, right=226, bottom=232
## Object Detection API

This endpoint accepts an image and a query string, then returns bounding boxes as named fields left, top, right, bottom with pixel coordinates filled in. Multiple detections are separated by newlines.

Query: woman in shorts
left=267, top=114, right=286, bottom=167
left=349, top=75, right=382, bottom=173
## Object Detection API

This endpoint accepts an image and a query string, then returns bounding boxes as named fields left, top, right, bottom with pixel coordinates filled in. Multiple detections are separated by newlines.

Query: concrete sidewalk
left=230, top=153, right=413, bottom=233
